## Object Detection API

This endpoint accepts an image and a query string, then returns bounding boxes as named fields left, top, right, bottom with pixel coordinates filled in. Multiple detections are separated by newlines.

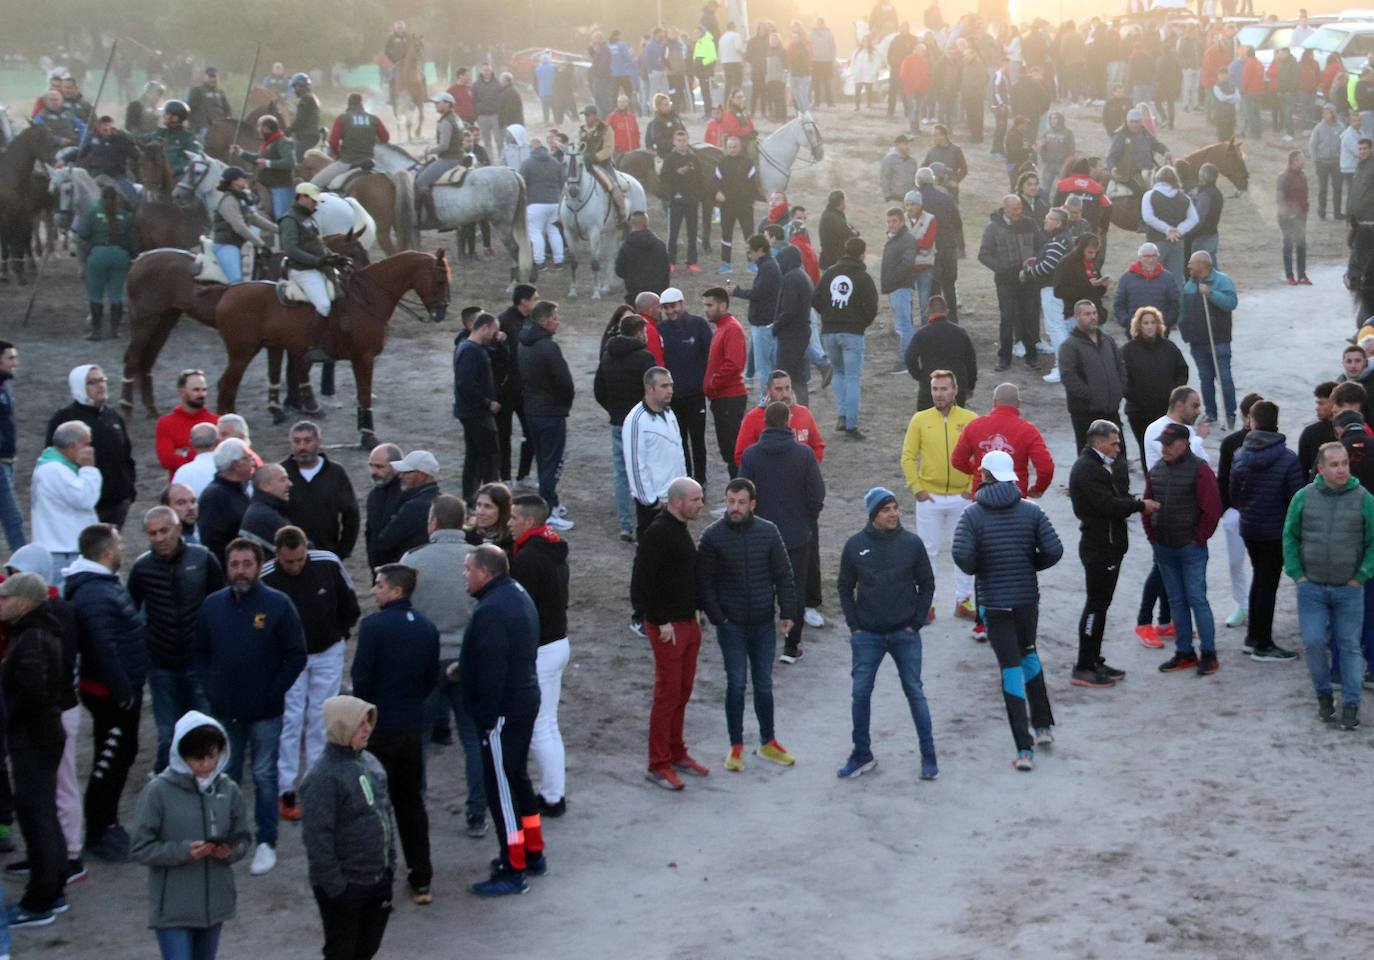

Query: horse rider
left=383, top=20, right=414, bottom=104
left=288, top=72, right=322, bottom=153
left=416, top=92, right=467, bottom=229
left=1106, top=107, right=1170, bottom=193
left=231, top=115, right=298, bottom=218
left=33, top=89, right=85, bottom=150
left=311, top=93, right=391, bottom=188
left=75, top=115, right=140, bottom=203
left=75, top=185, right=140, bottom=341
left=280, top=182, right=351, bottom=317
left=579, top=104, right=628, bottom=224
left=125, top=79, right=165, bottom=135
left=262, top=62, right=289, bottom=96
left=186, top=66, right=232, bottom=139
left=134, top=100, right=203, bottom=180
left=212, top=165, right=277, bottom=283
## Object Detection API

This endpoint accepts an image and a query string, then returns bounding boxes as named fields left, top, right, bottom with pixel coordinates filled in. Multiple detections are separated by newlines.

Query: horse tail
left=392, top=168, right=418, bottom=251
left=513, top=172, right=532, bottom=280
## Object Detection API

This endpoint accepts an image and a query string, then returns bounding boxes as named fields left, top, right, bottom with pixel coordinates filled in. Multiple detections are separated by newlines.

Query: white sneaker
left=803, top=607, right=824, bottom=628
left=249, top=842, right=276, bottom=875
left=1225, top=607, right=1248, bottom=628
left=319, top=394, right=344, bottom=408
left=1042, top=367, right=1061, bottom=383
left=711, top=505, right=727, bottom=517
left=1035, top=339, right=1055, bottom=354
left=1012, top=341, right=1025, bottom=358
left=514, top=477, right=538, bottom=490
left=547, top=505, right=575, bottom=531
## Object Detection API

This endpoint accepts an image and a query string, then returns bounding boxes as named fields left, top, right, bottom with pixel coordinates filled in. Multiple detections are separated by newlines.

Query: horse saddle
left=276, top=269, right=337, bottom=307
left=326, top=161, right=375, bottom=193
left=192, top=239, right=231, bottom=285
left=1105, top=178, right=1137, bottom=202
left=434, top=165, right=471, bottom=188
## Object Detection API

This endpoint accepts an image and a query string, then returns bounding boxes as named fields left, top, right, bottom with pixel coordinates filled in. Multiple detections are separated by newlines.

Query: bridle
left=756, top=116, right=823, bottom=191
left=173, top=155, right=213, bottom=202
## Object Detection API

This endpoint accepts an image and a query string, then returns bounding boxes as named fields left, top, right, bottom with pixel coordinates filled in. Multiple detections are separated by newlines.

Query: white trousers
left=58, top=705, right=82, bottom=858
left=293, top=269, right=333, bottom=316
left=531, top=638, right=570, bottom=803
left=1220, top=507, right=1250, bottom=608
left=277, top=642, right=344, bottom=793
left=527, top=202, right=565, bottom=264
left=915, top=494, right=974, bottom=604
left=1041, top=287, right=1067, bottom=360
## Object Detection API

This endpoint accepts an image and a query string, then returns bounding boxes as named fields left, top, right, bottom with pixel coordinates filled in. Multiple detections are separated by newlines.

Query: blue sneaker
left=836, top=754, right=877, bottom=778
left=1013, top=750, right=1034, bottom=772
left=49, top=895, right=68, bottom=914
left=5, top=902, right=55, bottom=927
left=471, top=868, right=529, bottom=897
left=715, top=263, right=732, bottom=274
left=920, top=756, right=939, bottom=781
left=490, top=854, right=546, bottom=877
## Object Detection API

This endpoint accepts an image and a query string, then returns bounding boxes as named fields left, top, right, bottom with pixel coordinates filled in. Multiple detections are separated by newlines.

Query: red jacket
left=704, top=314, right=747, bottom=399
left=790, top=235, right=820, bottom=283
left=1241, top=58, right=1265, bottom=95
left=608, top=108, right=641, bottom=152
left=900, top=53, right=930, bottom=94
left=950, top=405, right=1054, bottom=496
left=640, top=314, right=665, bottom=366
left=327, top=114, right=391, bottom=156
left=721, top=110, right=756, bottom=141
left=734, top=403, right=824, bottom=465
left=445, top=83, right=477, bottom=123
left=155, top=404, right=220, bottom=477
left=1201, top=44, right=1228, bottom=92
left=704, top=119, right=725, bottom=147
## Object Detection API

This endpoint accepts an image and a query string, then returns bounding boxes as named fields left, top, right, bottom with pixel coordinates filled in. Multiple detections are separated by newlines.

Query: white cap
left=389, top=450, right=440, bottom=477
left=659, top=286, right=685, bottom=304
left=431, top=92, right=455, bottom=104
left=980, top=450, right=1019, bottom=483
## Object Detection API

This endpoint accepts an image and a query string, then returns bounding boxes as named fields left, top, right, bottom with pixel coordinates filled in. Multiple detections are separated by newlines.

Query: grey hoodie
left=130, top=711, right=248, bottom=929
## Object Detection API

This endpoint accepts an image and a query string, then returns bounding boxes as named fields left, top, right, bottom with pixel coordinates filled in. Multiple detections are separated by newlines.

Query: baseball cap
left=294, top=182, right=322, bottom=199
left=390, top=450, right=440, bottom=476
left=0, top=572, right=49, bottom=606
left=431, top=92, right=455, bottom=104
left=659, top=287, right=685, bottom=304
left=929, top=161, right=950, bottom=178
left=980, top=450, right=1018, bottom=483
left=583, top=104, right=599, bottom=115
left=1158, top=422, right=1191, bottom=445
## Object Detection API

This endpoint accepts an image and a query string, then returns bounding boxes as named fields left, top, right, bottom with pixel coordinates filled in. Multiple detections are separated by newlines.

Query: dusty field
left=1, top=90, right=1368, bottom=959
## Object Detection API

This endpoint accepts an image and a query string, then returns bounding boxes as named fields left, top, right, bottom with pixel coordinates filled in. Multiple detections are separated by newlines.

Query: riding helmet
left=290, top=72, right=310, bottom=88
left=162, top=99, right=189, bottom=120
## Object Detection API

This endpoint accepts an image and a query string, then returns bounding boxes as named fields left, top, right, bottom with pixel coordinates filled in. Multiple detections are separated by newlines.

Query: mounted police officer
left=75, top=115, right=140, bottom=202
left=288, top=72, right=322, bottom=153
left=311, top=93, right=391, bottom=188
left=383, top=20, right=414, bottom=105
left=135, top=99, right=203, bottom=179
left=125, top=79, right=165, bottom=135
left=280, top=182, right=351, bottom=317
left=186, top=66, right=232, bottom=138
left=416, top=91, right=466, bottom=228
left=579, top=104, right=627, bottom=224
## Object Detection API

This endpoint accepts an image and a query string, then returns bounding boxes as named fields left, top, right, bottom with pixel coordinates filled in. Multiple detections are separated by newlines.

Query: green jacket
left=136, top=125, right=203, bottom=178
left=278, top=202, right=327, bottom=268
left=75, top=206, right=140, bottom=255
left=1283, top=474, right=1374, bottom=584
left=693, top=34, right=718, bottom=69
left=250, top=133, right=297, bottom=188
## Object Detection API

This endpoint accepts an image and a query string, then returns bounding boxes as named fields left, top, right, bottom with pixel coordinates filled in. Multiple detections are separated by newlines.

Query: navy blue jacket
left=1230, top=430, right=1305, bottom=542
left=195, top=582, right=307, bottom=723
left=772, top=245, right=815, bottom=342
left=696, top=513, right=795, bottom=626
left=0, top=372, right=14, bottom=460
left=65, top=566, right=148, bottom=704
left=452, top=337, right=497, bottom=421
left=198, top=474, right=250, bottom=562
left=952, top=480, right=1063, bottom=609
left=732, top=250, right=781, bottom=328
left=351, top=599, right=440, bottom=735
left=459, top=574, right=541, bottom=730
left=738, top=427, right=825, bottom=549
left=372, top=482, right=439, bottom=567
left=837, top=522, right=935, bottom=633
left=659, top=312, right=713, bottom=398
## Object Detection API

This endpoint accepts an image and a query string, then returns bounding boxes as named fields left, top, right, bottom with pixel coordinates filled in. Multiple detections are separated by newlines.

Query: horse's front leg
left=588, top=227, right=603, bottom=300
left=354, top=357, right=378, bottom=448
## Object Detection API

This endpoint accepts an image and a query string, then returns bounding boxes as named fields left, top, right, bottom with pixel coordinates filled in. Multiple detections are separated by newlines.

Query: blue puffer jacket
left=1230, top=430, right=1305, bottom=542
left=64, top=559, right=148, bottom=704
left=952, top=480, right=1063, bottom=609
left=837, top=521, right=935, bottom=634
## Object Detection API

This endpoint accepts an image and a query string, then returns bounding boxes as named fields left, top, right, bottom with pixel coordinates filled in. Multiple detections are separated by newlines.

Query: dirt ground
left=2, top=90, right=1369, bottom=959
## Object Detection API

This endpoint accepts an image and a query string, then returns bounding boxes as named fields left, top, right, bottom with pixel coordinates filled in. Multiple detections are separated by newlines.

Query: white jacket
left=622, top=402, right=686, bottom=506
left=718, top=30, right=745, bottom=65
left=31, top=451, right=102, bottom=554
left=849, top=49, right=882, bottom=84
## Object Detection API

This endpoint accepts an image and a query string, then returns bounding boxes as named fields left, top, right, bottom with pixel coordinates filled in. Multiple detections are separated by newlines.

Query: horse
left=391, top=36, right=428, bottom=141
left=0, top=126, right=57, bottom=283
left=213, top=249, right=450, bottom=446
left=134, top=141, right=204, bottom=249
left=557, top=141, right=646, bottom=299
left=201, top=96, right=295, bottom=161
left=289, top=148, right=415, bottom=255
left=1105, top=142, right=1249, bottom=232
left=49, top=163, right=106, bottom=263
left=121, top=230, right=370, bottom=419
left=617, top=113, right=824, bottom=248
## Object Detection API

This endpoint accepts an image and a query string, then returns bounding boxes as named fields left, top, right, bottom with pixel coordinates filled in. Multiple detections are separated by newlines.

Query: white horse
left=753, top=112, right=826, bottom=197
left=49, top=164, right=101, bottom=261
left=558, top=142, right=646, bottom=299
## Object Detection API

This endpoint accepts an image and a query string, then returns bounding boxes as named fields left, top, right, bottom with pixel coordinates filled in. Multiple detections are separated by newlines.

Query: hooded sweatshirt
left=511, top=525, right=570, bottom=644
left=130, top=712, right=248, bottom=930
left=501, top=123, right=530, bottom=169
left=773, top=245, right=814, bottom=342
left=44, top=363, right=135, bottom=513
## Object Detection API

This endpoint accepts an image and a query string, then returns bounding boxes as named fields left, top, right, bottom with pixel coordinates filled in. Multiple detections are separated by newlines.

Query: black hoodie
left=594, top=335, right=655, bottom=426
left=510, top=529, right=569, bottom=644
left=518, top=320, right=575, bottom=418
left=773, top=246, right=814, bottom=342
left=815, top=256, right=880, bottom=335
left=615, top=228, right=671, bottom=301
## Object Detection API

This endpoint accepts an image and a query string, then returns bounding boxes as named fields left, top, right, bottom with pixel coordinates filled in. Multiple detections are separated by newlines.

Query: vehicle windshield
left=1235, top=25, right=1273, bottom=46
left=1304, top=26, right=1351, bottom=52
left=1268, top=27, right=1295, bottom=48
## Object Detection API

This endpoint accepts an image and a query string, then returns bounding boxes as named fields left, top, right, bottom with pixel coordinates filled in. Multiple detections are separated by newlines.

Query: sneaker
left=1196, top=653, right=1219, bottom=676
left=465, top=815, right=488, bottom=839
left=410, top=884, right=433, bottom=905
left=84, top=828, right=130, bottom=863
left=954, top=598, right=977, bottom=621
left=804, top=607, right=824, bottom=628
left=836, top=416, right=847, bottom=432
left=669, top=263, right=676, bottom=272
left=757, top=739, right=795, bottom=765
left=1035, top=339, right=1055, bottom=355
left=971, top=621, right=987, bottom=641
left=1012, top=342, right=1026, bottom=358
left=471, top=868, right=529, bottom=897
left=524, top=852, right=548, bottom=877
left=547, top=506, right=575, bottom=531
left=65, top=859, right=86, bottom=884
left=672, top=755, right=709, bottom=776
left=1241, top=639, right=1255, bottom=654
left=1298, top=276, right=1313, bottom=285
left=2, top=860, right=25, bottom=876
left=48, top=895, right=68, bottom=914
left=1041, top=367, right=1061, bottom=383
left=845, top=428, right=866, bottom=441
left=1034, top=727, right=1055, bottom=745
left=279, top=792, right=302, bottom=821
left=687, top=264, right=701, bottom=272
left=1070, top=665, right=1115, bottom=688
left=1159, top=651, right=1199, bottom=672
left=1364, top=670, right=1374, bottom=690
left=836, top=754, right=876, bottom=778
left=1013, top=750, right=1034, bottom=771
left=919, top=756, right=939, bottom=780
left=724, top=744, right=744, bottom=771
left=779, top=644, right=801, bottom=663
left=1225, top=607, right=1248, bottom=628
left=4, top=903, right=54, bottom=928
left=1156, top=623, right=1177, bottom=638
left=1341, top=703, right=1360, bottom=730
left=715, top=263, right=732, bottom=274
left=629, top=617, right=646, bottom=638
left=645, top=767, right=685, bottom=791
left=820, top=364, right=833, bottom=390
left=1096, top=658, right=1126, bottom=680
left=925, top=605, right=936, bottom=625
left=993, top=361, right=1012, bottom=372
left=1318, top=692, right=1336, bottom=723
left=249, top=842, right=277, bottom=876
left=537, top=795, right=567, bottom=816
left=618, top=530, right=635, bottom=543
left=1250, top=644, right=1298, bottom=662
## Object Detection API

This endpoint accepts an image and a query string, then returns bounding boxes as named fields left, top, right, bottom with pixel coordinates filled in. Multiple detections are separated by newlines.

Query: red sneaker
left=1286, top=277, right=1298, bottom=285
left=1298, top=276, right=1313, bottom=285
left=971, top=621, right=987, bottom=641
left=669, top=264, right=676, bottom=272
left=687, top=264, right=701, bottom=272
left=645, top=767, right=685, bottom=790
left=671, top=755, right=709, bottom=776
left=1156, top=623, right=1176, bottom=638
left=1135, top=624, right=1164, bottom=648
left=279, top=795, right=302, bottom=821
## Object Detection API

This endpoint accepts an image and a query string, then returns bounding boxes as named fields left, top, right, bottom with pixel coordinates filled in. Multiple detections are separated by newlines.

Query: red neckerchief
left=513, top=523, right=561, bottom=555
left=263, top=130, right=285, bottom=146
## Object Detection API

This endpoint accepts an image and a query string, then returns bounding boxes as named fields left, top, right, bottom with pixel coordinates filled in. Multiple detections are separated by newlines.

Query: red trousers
left=647, top=619, right=702, bottom=770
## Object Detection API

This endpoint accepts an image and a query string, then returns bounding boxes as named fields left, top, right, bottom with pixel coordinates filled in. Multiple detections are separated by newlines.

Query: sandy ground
left=2, top=91, right=1369, bottom=959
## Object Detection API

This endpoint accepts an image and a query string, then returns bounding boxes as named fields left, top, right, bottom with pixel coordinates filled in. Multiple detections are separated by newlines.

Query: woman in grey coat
left=131, top=711, right=248, bottom=960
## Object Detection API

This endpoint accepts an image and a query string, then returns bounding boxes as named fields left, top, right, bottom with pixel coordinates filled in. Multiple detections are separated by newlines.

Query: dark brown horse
left=121, top=230, right=369, bottom=418
left=202, top=97, right=293, bottom=161
left=392, top=36, right=428, bottom=139
left=213, top=249, right=450, bottom=445
left=296, top=148, right=415, bottom=254
left=618, top=146, right=722, bottom=249
left=0, top=126, right=57, bottom=283
left=135, top=142, right=204, bottom=249
left=1105, top=141, right=1249, bottom=232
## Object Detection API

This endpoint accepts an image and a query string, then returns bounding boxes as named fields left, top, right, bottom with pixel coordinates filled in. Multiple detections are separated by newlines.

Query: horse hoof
left=591, top=289, right=602, bottom=301
left=143, top=405, right=160, bottom=420
left=358, top=432, right=379, bottom=450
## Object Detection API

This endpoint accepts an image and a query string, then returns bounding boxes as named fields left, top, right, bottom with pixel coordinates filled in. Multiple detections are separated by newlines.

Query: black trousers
left=1244, top=537, right=1285, bottom=647
left=11, top=732, right=65, bottom=912
left=635, top=500, right=660, bottom=538
left=710, top=395, right=747, bottom=479
left=775, top=335, right=809, bottom=406
left=784, top=541, right=811, bottom=648
left=80, top=690, right=140, bottom=845
left=482, top=713, right=542, bottom=872
left=1127, top=411, right=1153, bottom=473
left=932, top=248, right=959, bottom=323
left=963, top=95, right=984, bottom=141
left=724, top=63, right=744, bottom=97
left=668, top=198, right=699, bottom=266
left=313, top=879, right=393, bottom=960
left=750, top=65, right=767, bottom=115
left=994, top=279, right=1039, bottom=366
left=366, top=729, right=430, bottom=890
left=812, top=62, right=834, bottom=106
left=671, top=394, right=709, bottom=485
left=1077, top=547, right=1124, bottom=670
left=806, top=518, right=822, bottom=608
left=1138, top=562, right=1173, bottom=625
left=495, top=403, right=533, bottom=482
left=983, top=605, right=1054, bottom=753
left=719, top=200, right=753, bottom=264
left=460, top=416, right=500, bottom=505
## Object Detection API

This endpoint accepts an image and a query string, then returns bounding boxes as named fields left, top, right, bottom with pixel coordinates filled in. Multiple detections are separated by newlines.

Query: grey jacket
left=400, top=529, right=476, bottom=657
left=130, top=712, right=249, bottom=929
left=1058, top=327, right=1125, bottom=416
left=1309, top=120, right=1341, bottom=166
left=879, top=149, right=919, bottom=200
left=520, top=146, right=565, bottom=205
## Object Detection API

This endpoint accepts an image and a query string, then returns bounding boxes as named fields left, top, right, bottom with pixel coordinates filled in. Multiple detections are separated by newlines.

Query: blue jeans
left=1189, top=341, right=1235, bottom=426
left=222, top=714, right=283, bottom=847
left=269, top=186, right=294, bottom=219
left=822, top=332, right=865, bottom=430
left=914, top=268, right=934, bottom=323
left=1192, top=233, right=1219, bottom=269
left=432, top=662, right=487, bottom=821
left=0, top=461, right=25, bottom=551
left=1152, top=542, right=1215, bottom=655
left=1298, top=581, right=1364, bottom=706
left=751, top=325, right=777, bottom=401
left=155, top=924, right=223, bottom=960
left=212, top=243, right=242, bottom=283
left=903, top=92, right=924, bottom=135
left=1157, top=237, right=1185, bottom=290
left=716, top=621, right=776, bottom=746
left=525, top=415, right=567, bottom=508
left=889, top=287, right=915, bottom=362
left=610, top=425, right=635, bottom=535
left=147, top=665, right=208, bottom=773
left=789, top=75, right=811, bottom=114
left=849, top=629, right=934, bottom=760
left=807, top=309, right=830, bottom=370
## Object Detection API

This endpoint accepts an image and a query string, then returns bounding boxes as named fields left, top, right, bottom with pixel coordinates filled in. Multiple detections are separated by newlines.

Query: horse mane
left=1, top=125, right=56, bottom=171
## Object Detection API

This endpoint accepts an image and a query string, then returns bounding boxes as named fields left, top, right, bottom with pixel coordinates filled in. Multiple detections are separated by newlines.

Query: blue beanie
left=865, top=486, right=897, bottom=519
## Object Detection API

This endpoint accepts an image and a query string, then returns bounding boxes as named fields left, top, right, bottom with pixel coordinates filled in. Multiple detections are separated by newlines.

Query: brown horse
left=1106, top=141, right=1249, bottom=232
left=296, top=148, right=415, bottom=254
left=213, top=249, right=450, bottom=445
left=0, top=126, right=57, bottom=283
left=392, top=36, right=428, bottom=140
left=135, top=142, right=204, bottom=249
left=202, top=97, right=294, bottom=161
left=121, top=231, right=369, bottom=418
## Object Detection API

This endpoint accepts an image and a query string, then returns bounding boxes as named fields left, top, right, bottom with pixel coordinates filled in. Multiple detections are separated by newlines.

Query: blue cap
left=865, top=486, right=897, bottom=519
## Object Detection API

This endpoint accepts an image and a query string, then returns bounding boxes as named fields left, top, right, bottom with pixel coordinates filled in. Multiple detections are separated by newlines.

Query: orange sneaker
left=954, top=598, right=977, bottom=620
left=1135, top=625, right=1163, bottom=648
left=278, top=793, right=302, bottom=821
left=1155, top=623, right=1176, bottom=638
left=925, top=605, right=936, bottom=625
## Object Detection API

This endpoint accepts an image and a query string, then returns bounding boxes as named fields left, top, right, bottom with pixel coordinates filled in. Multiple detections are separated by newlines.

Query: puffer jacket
left=1122, top=336, right=1190, bottom=422
left=130, top=712, right=249, bottom=929
left=878, top=227, right=917, bottom=293
left=977, top=210, right=1039, bottom=280
left=614, top=229, right=672, bottom=301
left=1230, top=430, right=1305, bottom=542
left=64, top=557, right=148, bottom=703
left=0, top=602, right=67, bottom=746
left=738, top=427, right=825, bottom=549
left=952, top=480, right=1063, bottom=609
left=1112, top=261, right=1181, bottom=331
left=1058, top=327, right=1125, bottom=416
left=594, top=335, right=655, bottom=426
left=772, top=245, right=814, bottom=342
left=518, top=320, right=575, bottom=417
left=837, top=521, right=935, bottom=634
left=127, top=541, right=225, bottom=670
left=696, top=513, right=795, bottom=626
left=519, top=146, right=564, bottom=205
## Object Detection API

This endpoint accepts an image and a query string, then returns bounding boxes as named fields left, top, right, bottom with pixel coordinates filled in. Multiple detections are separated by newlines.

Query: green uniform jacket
left=251, top=133, right=297, bottom=188
left=278, top=203, right=327, bottom=269
left=75, top=206, right=140, bottom=255
left=136, top=126, right=203, bottom=178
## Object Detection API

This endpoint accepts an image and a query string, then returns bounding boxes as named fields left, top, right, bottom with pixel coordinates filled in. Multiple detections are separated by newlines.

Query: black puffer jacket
left=952, top=480, right=1063, bottom=609
left=696, top=513, right=796, bottom=626
left=1122, top=336, right=1189, bottom=422
left=510, top=530, right=570, bottom=645
left=1230, top=430, right=1305, bottom=542
left=977, top=209, right=1040, bottom=280
left=737, top=427, right=825, bottom=548
left=518, top=321, right=575, bottom=418
left=45, top=401, right=135, bottom=514
left=127, top=541, right=225, bottom=670
left=1068, top=449, right=1143, bottom=559
left=198, top=474, right=250, bottom=563
left=239, top=491, right=291, bottom=554
left=373, top=482, right=439, bottom=567
left=365, top=476, right=403, bottom=571
left=65, top=563, right=148, bottom=703
left=615, top=229, right=672, bottom=301
left=594, top=335, right=655, bottom=426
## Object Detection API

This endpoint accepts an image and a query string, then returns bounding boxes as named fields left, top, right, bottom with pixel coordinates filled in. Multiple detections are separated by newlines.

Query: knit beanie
left=865, top=486, right=897, bottom=519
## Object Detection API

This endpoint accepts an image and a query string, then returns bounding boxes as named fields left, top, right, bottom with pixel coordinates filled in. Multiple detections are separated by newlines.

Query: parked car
left=1301, top=21, right=1374, bottom=71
